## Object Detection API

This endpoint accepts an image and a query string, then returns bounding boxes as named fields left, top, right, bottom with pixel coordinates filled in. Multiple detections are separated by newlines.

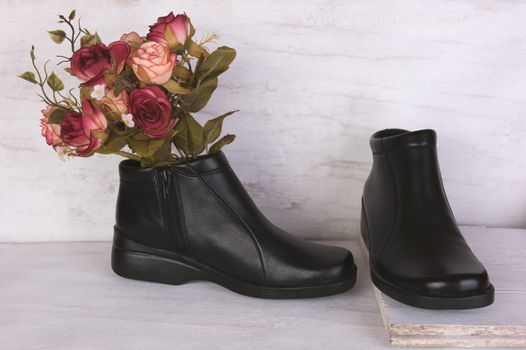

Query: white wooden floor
left=0, top=230, right=521, bottom=350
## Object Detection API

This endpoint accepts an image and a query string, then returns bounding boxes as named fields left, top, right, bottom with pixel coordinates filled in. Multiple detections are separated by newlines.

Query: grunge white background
left=2, top=0, right=526, bottom=241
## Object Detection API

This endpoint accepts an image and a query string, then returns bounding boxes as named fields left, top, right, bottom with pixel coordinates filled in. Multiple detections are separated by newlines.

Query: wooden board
left=360, top=226, right=526, bottom=347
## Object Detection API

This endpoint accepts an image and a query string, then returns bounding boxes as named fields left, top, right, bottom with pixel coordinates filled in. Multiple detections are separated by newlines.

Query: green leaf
left=47, top=71, right=64, bottom=91
left=64, top=67, right=75, bottom=76
left=119, top=65, right=139, bottom=89
left=131, top=132, right=151, bottom=141
left=141, top=139, right=173, bottom=167
left=48, top=30, right=66, bottom=44
left=80, top=33, right=101, bottom=47
left=128, top=137, right=167, bottom=158
left=187, top=39, right=208, bottom=59
left=104, top=70, right=117, bottom=88
left=182, top=46, right=236, bottom=112
left=203, top=110, right=238, bottom=144
left=172, top=66, right=192, bottom=80
left=47, top=107, right=68, bottom=124
left=162, top=79, right=192, bottom=95
left=107, top=121, right=137, bottom=137
left=172, top=119, right=189, bottom=154
left=190, top=55, right=205, bottom=85
left=96, top=131, right=127, bottom=154
left=172, top=114, right=205, bottom=156
left=188, top=17, right=196, bottom=38
left=79, top=86, right=92, bottom=101
left=18, top=71, right=37, bottom=84
left=209, top=134, right=235, bottom=154
left=112, top=80, right=125, bottom=97
left=183, top=77, right=218, bottom=113
left=68, top=9, right=76, bottom=20
left=184, top=114, right=205, bottom=155
left=195, top=46, right=236, bottom=82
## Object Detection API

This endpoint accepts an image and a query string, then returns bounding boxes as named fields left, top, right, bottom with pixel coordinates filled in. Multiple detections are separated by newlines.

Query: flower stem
left=31, top=55, right=55, bottom=106
left=115, top=151, right=141, bottom=161
left=60, top=15, right=77, bottom=53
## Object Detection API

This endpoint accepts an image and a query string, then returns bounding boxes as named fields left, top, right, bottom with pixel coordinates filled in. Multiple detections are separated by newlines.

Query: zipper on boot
left=156, top=168, right=186, bottom=253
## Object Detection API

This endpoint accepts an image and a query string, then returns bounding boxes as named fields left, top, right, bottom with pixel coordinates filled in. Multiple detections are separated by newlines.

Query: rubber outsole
left=111, top=232, right=357, bottom=299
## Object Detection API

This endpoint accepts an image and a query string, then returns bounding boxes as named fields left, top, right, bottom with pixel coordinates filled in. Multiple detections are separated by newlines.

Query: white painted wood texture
left=0, top=240, right=395, bottom=350
left=2, top=1, right=526, bottom=242
left=0, top=230, right=520, bottom=349
left=361, top=227, right=526, bottom=348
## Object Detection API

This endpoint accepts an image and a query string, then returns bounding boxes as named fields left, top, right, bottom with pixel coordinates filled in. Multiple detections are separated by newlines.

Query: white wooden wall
left=1, top=0, right=526, bottom=242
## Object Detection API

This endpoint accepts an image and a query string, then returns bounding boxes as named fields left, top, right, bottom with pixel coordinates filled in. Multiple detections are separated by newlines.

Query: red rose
left=129, top=86, right=178, bottom=139
left=60, top=101, right=107, bottom=155
left=70, top=41, right=130, bottom=87
left=147, top=12, right=190, bottom=45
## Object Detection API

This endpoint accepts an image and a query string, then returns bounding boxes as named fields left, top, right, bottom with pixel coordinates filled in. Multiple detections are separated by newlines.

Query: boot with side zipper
left=112, top=151, right=357, bottom=298
left=361, top=129, right=494, bottom=309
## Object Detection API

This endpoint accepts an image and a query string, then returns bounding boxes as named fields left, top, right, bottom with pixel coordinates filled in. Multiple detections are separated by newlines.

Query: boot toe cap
left=266, top=241, right=357, bottom=288
left=299, top=244, right=357, bottom=287
left=396, top=271, right=492, bottom=297
left=422, top=271, right=491, bottom=296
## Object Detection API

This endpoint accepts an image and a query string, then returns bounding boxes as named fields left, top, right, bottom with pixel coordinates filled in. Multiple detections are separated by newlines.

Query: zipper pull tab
left=160, top=168, right=171, bottom=199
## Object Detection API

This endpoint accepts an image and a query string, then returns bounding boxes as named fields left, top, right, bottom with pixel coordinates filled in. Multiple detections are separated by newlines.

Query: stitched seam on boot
left=171, top=166, right=228, bottom=177
left=376, top=142, right=400, bottom=263
left=172, top=173, right=191, bottom=255
left=185, top=163, right=268, bottom=286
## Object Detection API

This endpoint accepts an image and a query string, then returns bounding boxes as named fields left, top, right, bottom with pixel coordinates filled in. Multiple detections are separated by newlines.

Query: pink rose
left=129, top=86, right=177, bottom=139
left=129, top=41, right=177, bottom=85
left=60, top=100, right=108, bottom=155
left=101, top=88, right=129, bottom=115
left=71, top=41, right=130, bottom=87
left=147, top=12, right=190, bottom=45
left=40, top=106, right=62, bottom=147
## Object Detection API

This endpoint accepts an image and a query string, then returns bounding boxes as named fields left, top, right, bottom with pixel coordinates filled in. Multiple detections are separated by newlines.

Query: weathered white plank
left=361, top=227, right=526, bottom=347
left=2, top=1, right=526, bottom=242
left=0, top=240, right=394, bottom=350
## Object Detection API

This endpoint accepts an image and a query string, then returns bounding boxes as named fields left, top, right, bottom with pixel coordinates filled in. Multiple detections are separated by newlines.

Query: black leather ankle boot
left=112, top=151, right=357, bottom=298
left=361, top=129, right=494, bottom=309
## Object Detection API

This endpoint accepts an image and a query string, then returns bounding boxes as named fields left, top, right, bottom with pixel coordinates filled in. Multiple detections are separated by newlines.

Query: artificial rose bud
left=129, top=41, right=177, bottom=85
left=120, top=32, right=144, bottom=45
left=60, top=100, right=107, bottom=155
left=147, top=12, right=190, bottom=45
left=119, top=32, right=145, bottom=49
left=129, top=86, right=178, bottom=139
left=101, top=88, right=129, bottom=116
left=40, top=106, right=62, bottom=147
left=70, top=41, right=130, bottom=87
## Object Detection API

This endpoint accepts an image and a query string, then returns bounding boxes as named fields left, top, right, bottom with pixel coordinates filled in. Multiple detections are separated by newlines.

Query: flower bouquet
left=17, top=10, right=362, bottom=299
left=19, top=10, right=237, bottom=167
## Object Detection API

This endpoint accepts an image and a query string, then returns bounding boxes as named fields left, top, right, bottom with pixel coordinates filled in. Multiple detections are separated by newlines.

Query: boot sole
left=359, top=235, right=495, bottom=309
left=111, top=232, right=357, bottom=299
